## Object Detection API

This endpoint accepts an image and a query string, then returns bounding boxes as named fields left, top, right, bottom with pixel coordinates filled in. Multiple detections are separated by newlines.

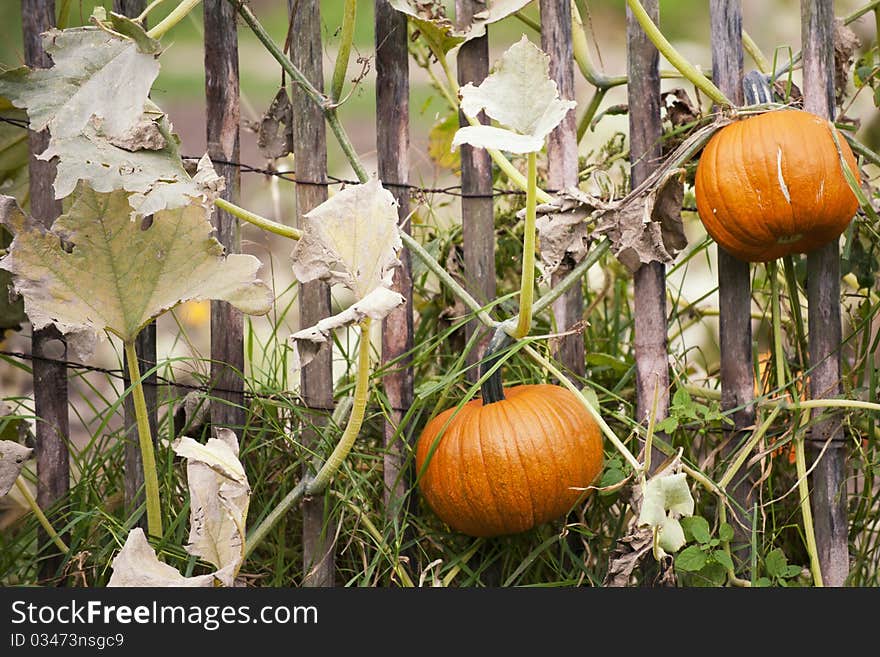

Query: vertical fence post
left=289, top=0, right=336, bottom=587
left=204, top=0, right=245, bottom=436
left=626, top=0, right=669, bottom=465
left=801, top=0, right=848, bottom=587
left=710, top=0, right=755, bottom=566
left=456, top=0, right=495, bottom=380
left=540, top=0, right=584, bottom=380
left=375, top=0, right=414, bottom=516
left=22, top=0, right=69, bottom=580
left=115, top=0, right=158, bottom=531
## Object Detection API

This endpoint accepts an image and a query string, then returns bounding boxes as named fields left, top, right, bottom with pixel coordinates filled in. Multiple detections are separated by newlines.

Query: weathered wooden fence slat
left=710, top=0, right=756, bottom=566
left=289, top=0, right=336, bottom=588
left=456, top=0, right=496, bottom=380
left=801, top=0, right=849, bottom=588
left=626, top=0, right=669, bottom=467
left=205, top=0, right=245, bottom=437
left=375, top=0, right=414, bottom=517
left=22, top=0, right=70, bottom=580
left=541, top=0, right=585, bottom=381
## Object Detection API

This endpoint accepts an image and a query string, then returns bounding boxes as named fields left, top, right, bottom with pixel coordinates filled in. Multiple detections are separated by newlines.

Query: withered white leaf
left=0, top=25, right=159, bottom=141
left=173, top=429, right=249, bottom=583
left=453, top=36, right=576, bottom=154
left=594, top=167, right=687, bottom=272
left=289, top=286, right=404, bottom=370
left=638, top=470, right=695, bottom=557
left=0, top=188, right=272, bottom=357
left=0, top=439, right=32, bottom=497
left=107, top=528, right=229, bottom=587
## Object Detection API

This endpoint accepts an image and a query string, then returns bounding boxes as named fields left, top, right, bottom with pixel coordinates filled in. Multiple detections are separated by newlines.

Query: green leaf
left=655, top=416, right=679, bottom=433
left=675, top=545, right=707, bottom=572
left=783, top=564, right=803, bottom=579
left=0, top=188, right=273, bottom=355
left=712, top=549, right=734, bottom=572
left=454, top=36, right=576, bottom=154
left=427, top=112, right=461, bottom=172
left=764, top=548, right=788, bottom=579
left=718, top=522, right=735, bottom=542
left=754, top=576, right=772, bottom=587
left=680, top=515, right=711, bottom=544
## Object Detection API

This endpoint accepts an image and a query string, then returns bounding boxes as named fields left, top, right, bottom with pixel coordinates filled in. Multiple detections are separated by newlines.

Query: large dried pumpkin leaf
left=595, top=167, right=687, bottom=272
left=0, top=187, right=272, bottom=355
left=107, top=528, right=229, bottom=587
left=454, top=36, right=576, bottom=153
left=173, top=430, right=249, bottom=580
left=292, top=179, right=402, bottom=298
left=0, top=438, right=32, bottom=497
left=0, top=25, right=159, bottom=140
left=289, top=180, right=404, bottom=369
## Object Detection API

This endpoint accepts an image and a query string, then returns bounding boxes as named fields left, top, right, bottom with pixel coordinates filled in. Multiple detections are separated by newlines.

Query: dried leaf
left=428, top=112, right=461, bottom=172
left=173, top=430, right=249, bottom=583
left=660, top=88, right=699, bottom=129
left=291, top=179, right=402, bottom=299
left=530, top=187, right=609, bottom=279
left=603, top=524, right=654, bottom=587
left=389, top=1, right=531, bottom=51
left=454, top=36, right=576, bottom=153
left=289, top=286, right=404, bottom=370
left=0, top=26, right=159, bottom=141
left=594, top=167, right=687, bottom=272
left=107, top=528, right=228, bottom=587
left=257, top=87, right=293, bottom=160
left=833, top=18, right=861, bottom=106
left=0, top=439, right=32, bottom=497
left=0, top=188, right=272, bottom=356
left=109, top=429, right=250, bottom=588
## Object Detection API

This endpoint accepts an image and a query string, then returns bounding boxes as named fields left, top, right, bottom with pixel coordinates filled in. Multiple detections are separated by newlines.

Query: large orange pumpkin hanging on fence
left=415, top=333, right=604, bottom=538
left=694, top=108, right=860, bottom=262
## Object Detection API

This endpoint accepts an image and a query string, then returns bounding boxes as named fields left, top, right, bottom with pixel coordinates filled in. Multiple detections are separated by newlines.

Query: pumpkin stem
left=743, top=70, right=773, bottom=105
left=480, top=327, right=514, bottom=405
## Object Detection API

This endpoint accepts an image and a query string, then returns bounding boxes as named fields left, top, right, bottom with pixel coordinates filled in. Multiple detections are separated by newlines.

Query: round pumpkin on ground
left=415, top=384, right=604, bottom=538
left=694, top=108, right=859, bottom=262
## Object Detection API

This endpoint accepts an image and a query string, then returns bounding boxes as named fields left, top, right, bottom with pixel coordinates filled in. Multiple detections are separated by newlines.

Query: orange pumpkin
left=694, top=109, right=860, bottom=262
left=415, top=368, right=604, bottom=537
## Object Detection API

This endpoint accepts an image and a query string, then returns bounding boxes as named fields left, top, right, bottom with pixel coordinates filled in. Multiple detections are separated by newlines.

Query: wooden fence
left=11, top=0, right=861, bottom=587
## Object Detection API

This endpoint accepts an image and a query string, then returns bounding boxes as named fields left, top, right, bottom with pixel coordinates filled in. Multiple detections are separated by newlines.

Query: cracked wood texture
left=802, top=0, right=848, bottom=587
left=290, top=0, right=335, bottom=587
left=205, top=0, right=245, bottom=436
left=541, top=0, right=584, bottom=380
left=456, top=0, right=496, bottom=380
left=375, top=0, right=413, bottom=516
left=114, top=0, right=158, bottom=532
left=626, top=0, right=669, bottom=467
left=710, top=0, right=755, bottom=568
left=23, top=0, right=70, bottom=580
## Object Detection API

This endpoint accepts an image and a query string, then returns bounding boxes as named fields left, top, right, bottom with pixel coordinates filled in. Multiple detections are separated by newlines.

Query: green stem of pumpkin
left=15, top=477, right=69, bottom=554
left=124, top=339, right=163, bottom=539
left=306, top=318, right=373, bottom=494
left=329, top=0, right=357, bottom=103
left=479, top=328, right=513, bottom=404
left=145, top=0, right=201, bottom=39
left=624, top=0, right=731, bottom=107
left=513, top=152, right=539, bottom=339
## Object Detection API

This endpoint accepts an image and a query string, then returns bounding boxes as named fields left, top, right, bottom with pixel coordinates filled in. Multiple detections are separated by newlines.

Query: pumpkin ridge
left=761, top=114, right=797, bottom=242
left=466, top=403, right=503, bottom=535
left=499, top=392, right=542, bottom=529
left=548, top=389, right=602, bottom=496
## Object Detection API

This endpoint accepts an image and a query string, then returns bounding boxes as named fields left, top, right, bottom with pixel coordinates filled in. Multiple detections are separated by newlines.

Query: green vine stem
left=244, top=319, right=373, bottom=558
left=514, top=151, right=538, bottom=339
left=215, top=198, right=302, bottom=240
left=741, top=30, right=771, bottom=74
left=329, top=0, right=357, bottom=103
left=146, top=0, right=201, bottom=40
left=624, top=0, right=731, bottom=107
left=15, top=477, right=69, bottom=554
left=137, top=0, right=166, bottom=23
left=795, top=425, right=824, bottom=586
left=124, top=339, right=162, bottom=539
left=229, top=0, right=370, bottom=182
